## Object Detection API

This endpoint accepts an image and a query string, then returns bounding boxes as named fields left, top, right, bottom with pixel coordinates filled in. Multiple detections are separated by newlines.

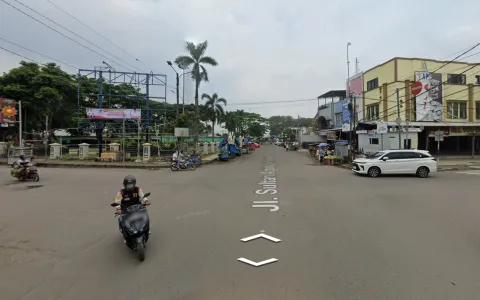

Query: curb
left=32, top=157, right=219, bottom=169
left=303, top=153, right=480, bottom=172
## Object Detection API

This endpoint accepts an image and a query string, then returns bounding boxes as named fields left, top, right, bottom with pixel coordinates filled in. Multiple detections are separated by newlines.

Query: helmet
left=19, top=154, right=26, bottom=160
left=123, top=175, right=136, bottom=191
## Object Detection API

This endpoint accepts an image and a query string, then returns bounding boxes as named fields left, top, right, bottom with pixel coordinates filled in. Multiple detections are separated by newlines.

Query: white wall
left=358, top=132, right=418, bottom=153
left=300, top=135, right=324, bottom=143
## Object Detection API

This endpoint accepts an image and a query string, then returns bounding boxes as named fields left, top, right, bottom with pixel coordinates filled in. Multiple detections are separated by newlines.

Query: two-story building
left=314, top=90, right=346, bottom=141
left=357, top=57, right=480, bottom=154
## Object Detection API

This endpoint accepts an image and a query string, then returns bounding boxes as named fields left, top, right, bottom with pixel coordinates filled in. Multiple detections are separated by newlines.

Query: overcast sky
left=1, top=0, right=479, bottom=120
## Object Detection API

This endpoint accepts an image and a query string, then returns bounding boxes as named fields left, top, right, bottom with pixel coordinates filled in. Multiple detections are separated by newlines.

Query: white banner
left=86, top=108, right=141, bottom=120
left=414, top=72, right=443, bottom=122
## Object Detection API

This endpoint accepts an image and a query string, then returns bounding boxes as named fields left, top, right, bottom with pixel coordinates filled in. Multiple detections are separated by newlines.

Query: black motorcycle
left=11, top=162, right=39, bottom=182
left=111, top=192, right=151, bottom=262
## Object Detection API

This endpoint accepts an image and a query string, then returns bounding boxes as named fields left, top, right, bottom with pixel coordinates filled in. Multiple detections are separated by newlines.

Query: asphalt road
left=1, top=145, right=480, bottom=299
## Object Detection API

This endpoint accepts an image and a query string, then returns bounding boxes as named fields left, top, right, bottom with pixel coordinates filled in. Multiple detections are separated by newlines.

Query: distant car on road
left=352, top=149, right=437, bottom=178
left=252, top=142, right=260, bottom=148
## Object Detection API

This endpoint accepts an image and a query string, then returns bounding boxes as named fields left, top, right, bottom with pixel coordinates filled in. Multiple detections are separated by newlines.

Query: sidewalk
left=301, top=151, right=480, bottom=172
left=0, top=154, right=219, bottom=169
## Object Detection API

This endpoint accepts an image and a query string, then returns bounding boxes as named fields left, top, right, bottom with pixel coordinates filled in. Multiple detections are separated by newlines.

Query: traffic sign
left=411, top=81, right=423, bottom=95
left=434, top=130, right=444, bottom=142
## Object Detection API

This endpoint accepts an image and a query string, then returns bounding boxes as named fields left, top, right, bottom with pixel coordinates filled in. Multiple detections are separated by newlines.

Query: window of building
left=366, top=78, right=379, bottom=91
left=475, top=75, right=480, bottom=85
left=447, top=74, right=466, bottom=84
left=476, top=102, right=480, bottom=119
left=335, top=113, right=342, bottom=126
left=369, top=138, right=379, bottom=145
left=366, top=104, right=380, bottom=120
left=447, top=101, right=467, bottom=119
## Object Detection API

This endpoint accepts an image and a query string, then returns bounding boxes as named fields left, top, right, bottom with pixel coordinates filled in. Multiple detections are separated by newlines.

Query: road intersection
left=1, top=145, right=480, bottom=299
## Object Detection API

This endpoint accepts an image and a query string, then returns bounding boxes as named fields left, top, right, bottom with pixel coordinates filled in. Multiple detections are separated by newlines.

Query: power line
left=10, top=0, right=144, bottom=71
left=0, top=0, right=135, bottom=71
left=0, top=45, right=40, bottom=63
left=0, top=36, right=78, bottom=69
left=358, top=65, right=480, bottom=118
left=45, top=0, right=150, bottom=71
left=380, top=42, right=480, bottom=104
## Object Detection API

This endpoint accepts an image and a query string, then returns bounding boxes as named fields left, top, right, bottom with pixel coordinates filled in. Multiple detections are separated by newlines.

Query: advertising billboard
left=341, top=99, right=351, bottom=132
left=347, top=73, right=364, bottom=122
left=414, top=72, right=443, bottom=122
left=0, top=98, right=17, bottom=127
left=86, top=108, right=141, bottom=120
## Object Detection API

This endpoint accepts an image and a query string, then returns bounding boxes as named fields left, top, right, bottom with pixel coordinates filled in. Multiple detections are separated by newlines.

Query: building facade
left=359, top=57, right=480, bottom=154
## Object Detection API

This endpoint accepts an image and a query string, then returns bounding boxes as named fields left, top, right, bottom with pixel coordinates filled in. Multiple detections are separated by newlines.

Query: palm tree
left=174, top=41, right=218, bottom=144
left=201, top=93, right=227, bottom=141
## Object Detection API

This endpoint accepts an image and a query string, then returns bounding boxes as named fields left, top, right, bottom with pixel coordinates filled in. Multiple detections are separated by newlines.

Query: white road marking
left=175, top=210, right=211, bottom=220
left=455, top=171, right=480, bottom=175
left=237, top=257, right=278, bottom=267
left=240, top=233, right=281, bottom=243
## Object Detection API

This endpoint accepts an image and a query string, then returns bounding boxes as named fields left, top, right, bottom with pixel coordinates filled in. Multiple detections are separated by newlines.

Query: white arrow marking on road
left=237, top=257, right=278, bottom=267
left=240, top=233, right=281, bottom=243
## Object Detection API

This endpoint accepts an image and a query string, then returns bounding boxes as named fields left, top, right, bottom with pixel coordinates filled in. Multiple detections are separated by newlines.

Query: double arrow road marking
left=237, top=233, right=281, bottom=267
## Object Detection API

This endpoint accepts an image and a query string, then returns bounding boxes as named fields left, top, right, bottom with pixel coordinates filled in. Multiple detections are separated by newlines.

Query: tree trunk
left=194, top=80, right=200, bottom=148
left=212, top=119, right=215, bottom=142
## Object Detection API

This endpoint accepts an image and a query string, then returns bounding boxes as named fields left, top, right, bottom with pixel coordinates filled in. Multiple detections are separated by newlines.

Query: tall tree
left=201, top=93, right=227, bottom=141
left=174, top=41, right=218, bottom=145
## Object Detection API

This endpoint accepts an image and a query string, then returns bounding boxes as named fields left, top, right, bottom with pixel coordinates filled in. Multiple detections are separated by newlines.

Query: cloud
left=1, top=0, right=479, bottom=120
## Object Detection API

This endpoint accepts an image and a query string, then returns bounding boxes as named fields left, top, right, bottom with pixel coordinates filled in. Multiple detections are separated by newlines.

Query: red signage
left=411, top=81, right=423, bottom=95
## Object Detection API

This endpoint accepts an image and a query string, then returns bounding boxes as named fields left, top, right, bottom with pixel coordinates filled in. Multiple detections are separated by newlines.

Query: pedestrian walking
left=319, top=148, right=325, bottom=165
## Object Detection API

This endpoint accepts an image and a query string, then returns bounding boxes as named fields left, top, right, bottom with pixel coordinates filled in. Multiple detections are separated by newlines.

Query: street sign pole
left=434, top=130, right=444, bottom=163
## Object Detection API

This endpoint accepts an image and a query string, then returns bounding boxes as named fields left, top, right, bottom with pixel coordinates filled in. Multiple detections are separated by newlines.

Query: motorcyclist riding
left=172, top=150, right=186, bottom=167
left=114, top=175, right=150, bottom=235
left=16, top=154, right=30, bottom=176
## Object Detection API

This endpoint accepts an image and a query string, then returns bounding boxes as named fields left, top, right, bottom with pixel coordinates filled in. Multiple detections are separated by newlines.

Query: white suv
left=352, top=149, right=437, bottom=178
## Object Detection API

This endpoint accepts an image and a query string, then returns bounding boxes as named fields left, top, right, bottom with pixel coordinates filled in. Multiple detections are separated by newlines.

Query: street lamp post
left=347, top=42, right=352, bottom=160
left=167, top=61, right=180, bottom=117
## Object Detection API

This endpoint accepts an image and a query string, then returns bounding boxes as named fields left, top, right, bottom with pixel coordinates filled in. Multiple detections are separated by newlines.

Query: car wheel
left=367, top=167, right=381, bottom=178
left=416, top=166, right=429, bottom=178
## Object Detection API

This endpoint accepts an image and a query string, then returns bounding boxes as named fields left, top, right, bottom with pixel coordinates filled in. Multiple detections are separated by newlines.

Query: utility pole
left=473, top=127, right=476, bottom=158
left=44, top=115, right=48, bottom=160
left=175, top=73, right=180, bottom=117
left=182, top=69, right=186, bottom=114
left=405, top=120, right=410, bottom=149
left=396, top=88, right=402, bottom=149
left=355, top=58, right=359, bottom=74
left=122, top=112, right=126, bottom=163
left=347, top=42, right=352, bottom=159
left=18, top=100, right=23, bottom=147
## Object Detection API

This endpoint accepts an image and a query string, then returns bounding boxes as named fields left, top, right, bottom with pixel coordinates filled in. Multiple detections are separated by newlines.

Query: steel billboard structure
left=76, top=68, right=167, bottom=155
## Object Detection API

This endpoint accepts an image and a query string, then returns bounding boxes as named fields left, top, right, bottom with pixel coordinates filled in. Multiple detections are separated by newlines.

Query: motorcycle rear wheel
left=137, top=242, right=145, bottom=262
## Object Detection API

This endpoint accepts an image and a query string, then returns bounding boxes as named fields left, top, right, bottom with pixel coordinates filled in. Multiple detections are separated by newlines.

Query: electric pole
left=175, top=73, right=180, bottom=117
left=396, top=88, right=402, bottom=149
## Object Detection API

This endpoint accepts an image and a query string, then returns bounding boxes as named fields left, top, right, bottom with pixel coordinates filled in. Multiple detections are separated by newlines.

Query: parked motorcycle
left=111, top=192, right=151, bottom=262
left=171, top=158, right=197, bottom=171
left=11, top=162, right=39, bottom=182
